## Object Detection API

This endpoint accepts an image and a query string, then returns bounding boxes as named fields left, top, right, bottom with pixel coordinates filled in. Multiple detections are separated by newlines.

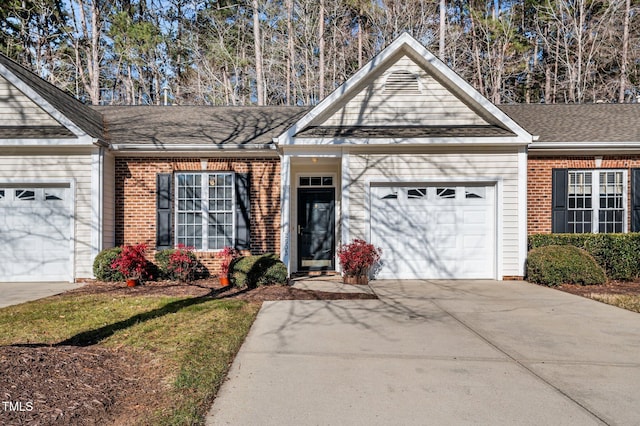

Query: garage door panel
left=371, top=184, right=495, bottom=280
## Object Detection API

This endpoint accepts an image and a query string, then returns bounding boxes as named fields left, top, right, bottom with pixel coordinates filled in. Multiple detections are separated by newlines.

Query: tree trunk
left=439, top=0, right=445, bottom=60
left=252, top=0, right=264, bottom=105
left=318, top=0, right=325, bottom=100
left=619, top=0, right=630, bottom=103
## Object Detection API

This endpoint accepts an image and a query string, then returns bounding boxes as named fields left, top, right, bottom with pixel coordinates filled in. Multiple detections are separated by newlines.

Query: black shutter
left=632, top=169, right=640, bottom=232
left=235, top=172, right=251, bottom=250
left=552, top=168, right=569, bottom=233
left=156, top=173, right=173, bottom=250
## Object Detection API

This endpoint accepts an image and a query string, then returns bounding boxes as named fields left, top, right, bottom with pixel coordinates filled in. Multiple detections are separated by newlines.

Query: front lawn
left=0, top=291, right=260, bottom=425
left=588, top=294, right=640, bottom=313
left=0, top=280, right=374, bottom=425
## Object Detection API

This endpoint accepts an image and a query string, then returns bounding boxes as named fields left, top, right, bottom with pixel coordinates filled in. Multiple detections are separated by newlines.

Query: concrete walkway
left=0, top=281, right=83, bottom=308
left=206, top=280, right=640, bottom=425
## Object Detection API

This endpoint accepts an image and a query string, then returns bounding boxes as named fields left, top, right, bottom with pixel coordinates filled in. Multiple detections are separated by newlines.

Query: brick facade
left=528, top=156, right=640, bottom=234
left=115, top=157, right=281, bottom=273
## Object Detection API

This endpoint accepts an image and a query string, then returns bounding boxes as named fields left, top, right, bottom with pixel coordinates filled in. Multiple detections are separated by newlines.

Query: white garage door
left=0, top=186, right=72, bottom=281
left=370, top=184, right=495, bottom=279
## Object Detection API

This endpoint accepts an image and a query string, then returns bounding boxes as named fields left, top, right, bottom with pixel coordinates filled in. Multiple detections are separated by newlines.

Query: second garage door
left=0, top=186, right=72, bottom=282
left=370, top=184, right=495, bottom=279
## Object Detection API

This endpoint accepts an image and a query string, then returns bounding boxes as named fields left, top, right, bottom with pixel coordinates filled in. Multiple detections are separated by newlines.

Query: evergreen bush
left=527, top=245, right=607, bottom=286
left=230, top=254, right=287, bottom=288
left=529, top=233, right=640, bottom=281
left=93, top=247, right=125, bottom=282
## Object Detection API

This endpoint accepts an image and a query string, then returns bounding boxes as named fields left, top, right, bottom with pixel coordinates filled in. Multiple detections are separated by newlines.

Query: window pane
left=598, top=171, right=624, bottom=234
left=436, top=188, right=455, bottom=199
left=407, top=188, right=427, bottom=199
left=16, top=190, right=35, bottom=201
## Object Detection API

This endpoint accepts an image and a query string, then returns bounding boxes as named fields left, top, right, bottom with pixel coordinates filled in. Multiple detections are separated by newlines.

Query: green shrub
left=526, top=245, right=607, bottom=286
left=93, top=247, right=125, bottom=282
left=155, top=246, right=206, bottom=282
left=529, top=233, right=640, bottom=281
left=229, top=254, right=288, bottom=289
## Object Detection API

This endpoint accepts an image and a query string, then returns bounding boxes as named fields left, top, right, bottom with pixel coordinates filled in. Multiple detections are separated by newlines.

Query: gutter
left=109, top=143, right=276, bottom=152
left=529, top=141, right=640, bottom=151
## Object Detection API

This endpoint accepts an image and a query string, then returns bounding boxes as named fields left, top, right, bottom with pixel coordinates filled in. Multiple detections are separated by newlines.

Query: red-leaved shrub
left=337, top=239, right=381, bottom=277
left=165, top=244, right=199, bottom=282
left=217, top=246, right=240, bottom=278
left=111, top=243, right=152, bottom=281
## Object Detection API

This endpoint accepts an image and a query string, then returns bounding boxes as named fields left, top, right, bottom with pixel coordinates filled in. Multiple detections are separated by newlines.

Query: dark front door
left=298, top=188, right=335, bottom=271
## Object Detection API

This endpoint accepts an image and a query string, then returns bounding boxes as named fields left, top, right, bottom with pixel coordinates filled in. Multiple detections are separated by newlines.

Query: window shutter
left=156, top=173, right=173, bottom=250
left=552, top=168, right=569, bottom=233
left=632, top=169, right=640, bottom=232
left=235, top=172, right=251, bottom=250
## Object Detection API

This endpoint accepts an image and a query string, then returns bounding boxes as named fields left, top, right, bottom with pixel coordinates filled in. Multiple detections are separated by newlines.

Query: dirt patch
left=1, top=280, right=376, bottom=425
left=556, top=280, right=640, bottom=297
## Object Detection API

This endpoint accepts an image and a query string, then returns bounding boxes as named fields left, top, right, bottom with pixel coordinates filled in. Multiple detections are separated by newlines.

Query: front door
left=297, top=188, right=335, bottom=271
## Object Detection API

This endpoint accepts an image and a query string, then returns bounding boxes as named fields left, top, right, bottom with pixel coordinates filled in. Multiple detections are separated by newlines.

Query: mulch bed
left=555, top=280, right=640, bottom=297
left=0, top=280, right=376, bottom=425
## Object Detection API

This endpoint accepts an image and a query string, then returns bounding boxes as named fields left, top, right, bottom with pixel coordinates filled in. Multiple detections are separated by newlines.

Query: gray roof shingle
left=296, top=125, right=513, bottom=138
left=93, top=105, right=309, bottom=147
left=499, top=104, right=640, bottom=143
left=0, top=53, right=104, bottom=140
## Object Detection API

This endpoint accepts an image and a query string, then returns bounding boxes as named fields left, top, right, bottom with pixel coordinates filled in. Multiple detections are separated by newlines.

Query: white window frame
left=174, top=172, right=236, bottom=251
left=568, top=169, right=627, bottom=234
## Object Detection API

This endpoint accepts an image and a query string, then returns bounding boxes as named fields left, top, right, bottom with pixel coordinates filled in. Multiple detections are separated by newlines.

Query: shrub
left=111, top=244, right=153, bottom=281
left=155, top=245, right=200, bottom=282
left=526, top=245, right=607, bottom=286
left=229, top=254, right=287, bottom=289
left=529, top=233, right=640, bottom=281
left=93, top=247, right=125, bottom=282
left=216, top=246, right=240, bottom=278
left=337, top=239, right=382, bottom=277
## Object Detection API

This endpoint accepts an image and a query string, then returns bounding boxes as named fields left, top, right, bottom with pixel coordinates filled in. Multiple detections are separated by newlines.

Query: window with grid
left=599, top=171, right=624, bottom=233
left=568, top=171, right=593, bottom=233
left=567, top=170, right=626, bottom=234
left=176, top=173, right=234, bottom=250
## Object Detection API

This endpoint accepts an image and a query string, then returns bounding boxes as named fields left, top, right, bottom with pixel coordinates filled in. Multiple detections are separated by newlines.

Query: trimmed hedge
left=527, top=245, right=607, bottom=286
left=529, top=233, right=640, bottom=281
left=93, top=247, right=125, bottom=282
left=230, top=254, right=287, bottom=289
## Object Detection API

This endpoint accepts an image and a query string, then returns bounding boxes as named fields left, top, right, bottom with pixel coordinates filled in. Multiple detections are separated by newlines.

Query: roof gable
left=278, top=33, right=532, bottom=145
left=0, top=54, right=103, bottom=143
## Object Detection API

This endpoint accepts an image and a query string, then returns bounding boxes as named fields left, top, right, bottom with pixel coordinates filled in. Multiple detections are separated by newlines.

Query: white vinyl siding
left=0, top=153, right=93, bottom=279
left=102, top=152, right=116, bottom=249
left=314, top=56, right=489, bottom=127
left=0, top=75, right=60, bottom=126
left=347, top=150, right=521, bottom=277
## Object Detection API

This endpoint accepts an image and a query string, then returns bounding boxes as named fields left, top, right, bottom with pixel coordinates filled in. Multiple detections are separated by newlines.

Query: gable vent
left=384, top=70, right=421, bottom=94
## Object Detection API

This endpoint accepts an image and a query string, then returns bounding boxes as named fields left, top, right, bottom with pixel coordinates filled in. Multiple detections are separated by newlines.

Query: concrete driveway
left=0, top=282, right=83, bottom=308
left=206, top=280, right=640, bottom=425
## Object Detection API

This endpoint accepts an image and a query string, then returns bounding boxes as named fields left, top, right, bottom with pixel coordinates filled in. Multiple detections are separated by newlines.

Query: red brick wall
left=528, top=156, right=640, bottom=234
left=115, top=157, right=281, bottom=273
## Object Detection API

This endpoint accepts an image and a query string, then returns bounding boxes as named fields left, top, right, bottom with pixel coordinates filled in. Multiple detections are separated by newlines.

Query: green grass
left=0, top=293, right=260, bottom=425
left=589, top=294, right=640, bottom=313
